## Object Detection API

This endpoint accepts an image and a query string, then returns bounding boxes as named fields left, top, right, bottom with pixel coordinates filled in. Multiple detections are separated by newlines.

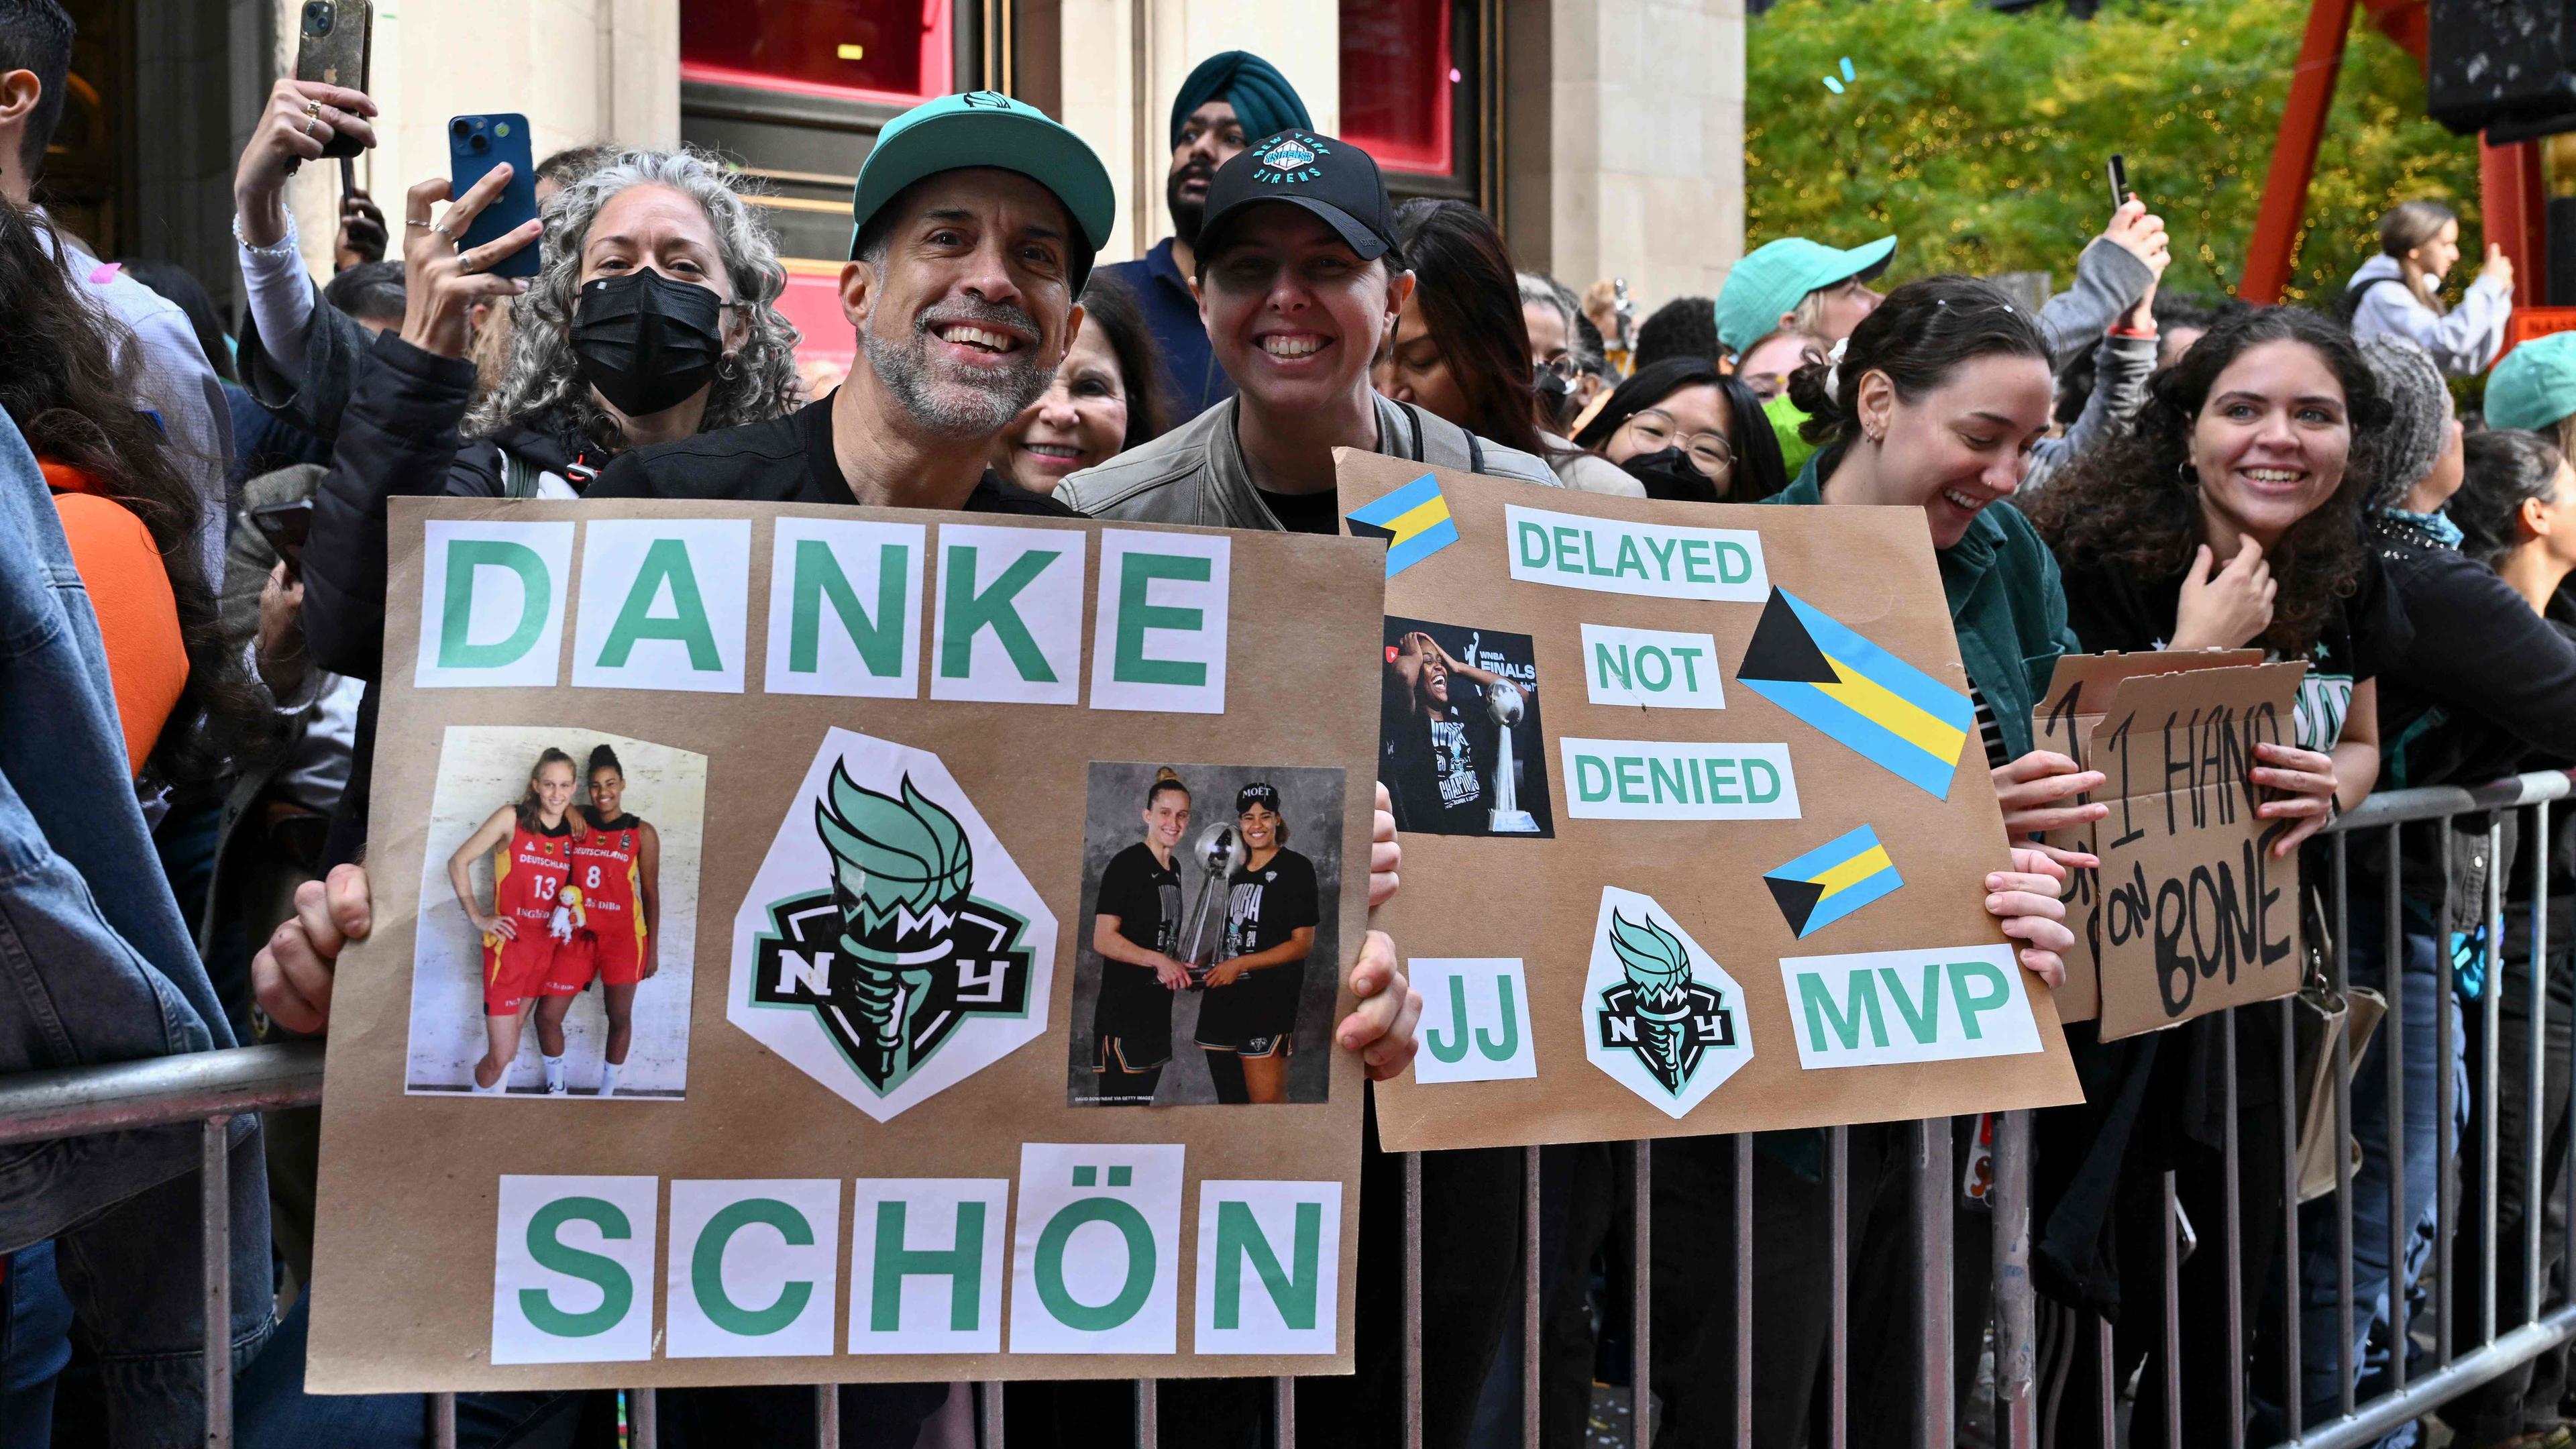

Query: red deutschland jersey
left=572, top=808, right=647, bottom=953
left=493, top=818, right=574, bottom=934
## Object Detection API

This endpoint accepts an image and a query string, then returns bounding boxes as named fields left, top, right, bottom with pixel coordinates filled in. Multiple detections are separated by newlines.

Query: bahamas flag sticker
left=1764, top=825, right=1903, bottom=937
left=1346, top=474, right=1458, bottom=578
left=1735, top=588, right=1975, bottom=798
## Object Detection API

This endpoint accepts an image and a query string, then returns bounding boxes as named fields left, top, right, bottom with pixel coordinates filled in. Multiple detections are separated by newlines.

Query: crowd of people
left=2, top=0, right=2573, bottom=1440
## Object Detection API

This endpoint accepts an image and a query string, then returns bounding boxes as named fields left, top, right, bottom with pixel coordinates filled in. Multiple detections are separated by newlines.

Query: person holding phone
left=289, top=148, right=804, bottom=873
left=2345, top=199, right=2514, bottom=376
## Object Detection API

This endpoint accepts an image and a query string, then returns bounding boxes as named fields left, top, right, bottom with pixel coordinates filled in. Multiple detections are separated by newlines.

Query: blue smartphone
left=447, top=113, right=539, bottom=279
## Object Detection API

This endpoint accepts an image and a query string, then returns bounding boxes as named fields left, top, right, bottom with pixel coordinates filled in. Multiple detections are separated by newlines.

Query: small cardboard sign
left=2031, top=654, right=2307, bottom=1040
left=1348, top=452, right=2082, bottom=1151
left=309, top=498, right=1385, bottom=1391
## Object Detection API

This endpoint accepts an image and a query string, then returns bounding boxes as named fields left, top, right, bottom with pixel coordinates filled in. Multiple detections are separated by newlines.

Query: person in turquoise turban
left=1095, top=50, right=1313, bottom=422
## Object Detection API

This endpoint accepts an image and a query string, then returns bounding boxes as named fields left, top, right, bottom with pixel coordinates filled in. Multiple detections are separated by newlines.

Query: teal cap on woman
left=2487, top=332, right=2576, bottom=432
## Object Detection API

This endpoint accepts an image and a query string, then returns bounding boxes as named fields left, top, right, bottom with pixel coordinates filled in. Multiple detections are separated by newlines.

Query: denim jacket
left=0, top=410, right=272, bottom=1444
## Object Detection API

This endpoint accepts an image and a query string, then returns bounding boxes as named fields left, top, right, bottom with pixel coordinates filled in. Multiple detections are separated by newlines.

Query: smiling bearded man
left=587, top=91, right=1110, bottom=513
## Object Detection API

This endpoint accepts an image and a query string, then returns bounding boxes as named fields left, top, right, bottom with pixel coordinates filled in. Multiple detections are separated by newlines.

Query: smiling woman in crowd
left=989, top=271, right=1169, bottom=494
left=2026, top=304, right=2392, bottom=1448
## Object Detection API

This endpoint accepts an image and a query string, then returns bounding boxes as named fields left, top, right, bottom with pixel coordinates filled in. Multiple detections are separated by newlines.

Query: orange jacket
left=44, top=460, right=188, bottom=778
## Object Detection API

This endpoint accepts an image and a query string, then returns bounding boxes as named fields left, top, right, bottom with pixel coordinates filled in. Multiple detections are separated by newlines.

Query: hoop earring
left=2176, top=458, right=2199, bottom=491
left=718, top=356, right=741, bottom=382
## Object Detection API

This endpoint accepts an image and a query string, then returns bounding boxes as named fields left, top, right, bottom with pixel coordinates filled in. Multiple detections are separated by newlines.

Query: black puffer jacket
left=303, top=331, right=608, bottom=865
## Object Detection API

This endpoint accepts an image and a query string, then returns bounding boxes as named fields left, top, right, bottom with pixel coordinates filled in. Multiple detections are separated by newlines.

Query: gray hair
left=1517, top=270, right=1600, bottom=371
left=466, top=148, right=802, bottom=443
left=2355, top=333, right=2451, bottom=508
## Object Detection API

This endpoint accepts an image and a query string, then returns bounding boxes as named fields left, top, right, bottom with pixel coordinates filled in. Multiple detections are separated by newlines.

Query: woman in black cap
left=1195, top=781, right=1320, bottom=1104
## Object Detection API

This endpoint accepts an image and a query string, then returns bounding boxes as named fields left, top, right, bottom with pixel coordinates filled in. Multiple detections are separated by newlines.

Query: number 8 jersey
left=543, top=806, right=650, bottom=994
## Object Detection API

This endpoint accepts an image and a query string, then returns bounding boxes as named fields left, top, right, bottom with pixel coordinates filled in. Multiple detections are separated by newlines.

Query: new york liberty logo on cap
left=1254, top=133, right=1329, bottom=184
left=747, top=761, right=1034, bottom=1096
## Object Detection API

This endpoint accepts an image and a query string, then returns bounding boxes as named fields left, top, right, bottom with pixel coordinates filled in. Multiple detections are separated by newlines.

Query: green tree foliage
left=1746, top=0, right=2483, bottom=305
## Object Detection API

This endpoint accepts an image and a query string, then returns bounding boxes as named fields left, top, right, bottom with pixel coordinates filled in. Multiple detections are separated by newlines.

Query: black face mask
left=1619, top=446, right=1721, bottom=503
left=571, top=270, right=727, bottom=418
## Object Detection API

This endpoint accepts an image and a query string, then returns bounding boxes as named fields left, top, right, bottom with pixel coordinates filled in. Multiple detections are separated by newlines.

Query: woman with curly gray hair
left=298, top=146, right=802, bottom=867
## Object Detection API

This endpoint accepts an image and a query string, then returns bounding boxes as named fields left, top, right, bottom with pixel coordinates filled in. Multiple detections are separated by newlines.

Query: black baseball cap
left=1236, top=782, right=1282, bottom=814
left=1193, top=130, right=1400, bottom=269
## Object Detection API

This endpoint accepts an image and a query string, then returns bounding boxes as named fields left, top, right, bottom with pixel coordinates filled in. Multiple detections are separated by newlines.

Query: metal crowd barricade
left=9, top=771, right=2576, bottom=1449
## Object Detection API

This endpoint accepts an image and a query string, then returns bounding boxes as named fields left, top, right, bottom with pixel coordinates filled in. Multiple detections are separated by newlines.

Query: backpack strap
left=499, top=447, right=544, bottom=500
left=1403, top=402, right=1499, bottom=476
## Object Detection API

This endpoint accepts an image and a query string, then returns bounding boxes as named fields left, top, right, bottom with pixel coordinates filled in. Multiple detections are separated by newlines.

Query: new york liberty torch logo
left=1582, top=888, right=1751, bottom=1117
left=732, top=729, right=1056, bottom=1122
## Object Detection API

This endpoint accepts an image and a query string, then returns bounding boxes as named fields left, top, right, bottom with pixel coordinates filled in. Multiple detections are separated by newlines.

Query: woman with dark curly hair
left=2023, top=304, right=2393, bottom=1448
left=0, top=201, right=263, bottom=794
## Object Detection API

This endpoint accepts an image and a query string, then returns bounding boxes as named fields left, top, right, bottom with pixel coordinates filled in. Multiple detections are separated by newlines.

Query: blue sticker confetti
left=1822, top=56, right=1856, bottom=94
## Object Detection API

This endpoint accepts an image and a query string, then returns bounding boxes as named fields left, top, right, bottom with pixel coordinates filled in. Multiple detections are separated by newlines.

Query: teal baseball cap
left=2486, top=332, right=2576, bottom=431
left=848, top=91, right=1116, bottom=286
left=1716, top=235, right=1898, bottom=356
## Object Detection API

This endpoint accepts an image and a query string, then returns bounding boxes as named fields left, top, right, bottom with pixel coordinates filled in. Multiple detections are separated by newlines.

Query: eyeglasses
left=1536, top=354, right=1580, bottom=382
left=1619, top=409, right=1734, bottom=476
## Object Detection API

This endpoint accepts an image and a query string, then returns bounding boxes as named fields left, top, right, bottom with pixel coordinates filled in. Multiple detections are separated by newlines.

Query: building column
left=1511, top=0, right=1743, bottom=309
left=1053, top=0, right=1341, bottom=265
left=278, top=0, right=682, bottom=278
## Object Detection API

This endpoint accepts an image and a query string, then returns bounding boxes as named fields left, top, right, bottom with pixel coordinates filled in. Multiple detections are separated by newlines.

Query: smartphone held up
left=447, top=114, right=542, bottom=280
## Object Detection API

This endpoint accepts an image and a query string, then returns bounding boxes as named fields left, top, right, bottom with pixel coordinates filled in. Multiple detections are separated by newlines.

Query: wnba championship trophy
left=1174, top=821, right=1248, bottom=989
left=1485, top=679, right=1541, bottom=834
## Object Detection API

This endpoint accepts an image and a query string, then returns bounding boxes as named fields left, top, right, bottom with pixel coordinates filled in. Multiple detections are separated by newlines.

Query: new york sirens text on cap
left=1254, top=133, right=1328, bottom=184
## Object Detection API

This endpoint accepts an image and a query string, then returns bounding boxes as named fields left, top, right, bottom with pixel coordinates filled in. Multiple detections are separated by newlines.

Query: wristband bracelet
left=2107, top=324, right=2159, bottom=339
left=232, top=209, right=300, bottom=262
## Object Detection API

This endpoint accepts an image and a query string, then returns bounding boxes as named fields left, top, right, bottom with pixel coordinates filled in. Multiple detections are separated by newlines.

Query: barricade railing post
left=2526, top=800, right=2549, bottom=1327
left=632, top=1387, right=657, bottom=1449
left=815, top=1385, right=839, bottom=1448
left=1914, top=1118, right=1953, bottom=1449
left=1135, top=1378, right=1156, bottom=1448
left=1734, top=1133, right=1752, bottom=1448
left=1828, top=1124, right=1849, bottom=1449
left=2483, top=816, right=2506, bottom=1348
left=2440, top=839, right=2461, bottom=1371
left=979, top=1381, right=1004, bottom=1447
left=1992, top=1110, right=2035, bottom=1449
left=2387, top=824, right=2410, bottom=1395
left=1630, top=1140, right=1650, bottom=1449
left=2222, top=1008, right=2245, bottom=1448
left=429, top=1393, right=457, bottom=1449
left=2276, top=992, right=2302, bottom=1442
left=203, top=1114, right=231, bottom=1449
left=2161, top=1168, right=2182, bottom=1448
left=2331, top=826, right=2355, bottom=1423
left=1522, top=1145, right=1539, bottom=1449
left=1273, top=1375, right=1294, bottom=1448
left=1404, top=1150, right=1424, bottom=1449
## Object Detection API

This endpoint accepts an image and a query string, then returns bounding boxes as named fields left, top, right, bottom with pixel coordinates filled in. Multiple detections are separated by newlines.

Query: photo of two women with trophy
left=1066, top=763, right=1350, bottom=1108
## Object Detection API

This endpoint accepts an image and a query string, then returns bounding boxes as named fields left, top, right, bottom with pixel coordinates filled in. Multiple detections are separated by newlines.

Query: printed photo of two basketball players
left=405, top=725, right=707, bottom=1100
left=1067, top=761, right=1350, bottom=1108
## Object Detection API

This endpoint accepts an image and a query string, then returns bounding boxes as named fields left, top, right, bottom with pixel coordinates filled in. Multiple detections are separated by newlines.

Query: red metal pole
left=2241, top=0, right=2363, bottom=302
left=2481, top=136, right=2548, bottom=308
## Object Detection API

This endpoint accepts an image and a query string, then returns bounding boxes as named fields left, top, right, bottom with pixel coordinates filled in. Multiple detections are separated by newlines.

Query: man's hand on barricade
left=254, top=863, right=372, bottom=1034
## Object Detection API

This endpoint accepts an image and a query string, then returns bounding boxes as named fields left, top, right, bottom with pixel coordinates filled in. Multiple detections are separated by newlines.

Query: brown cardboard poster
left=1344, top=453, right=2084, bottom=1154
left=306, top=499, right=1383, bottom=1391
left=2031, top=649, right=2263, bottom=1024
left=2080, top=662, right=2311, bottom=1041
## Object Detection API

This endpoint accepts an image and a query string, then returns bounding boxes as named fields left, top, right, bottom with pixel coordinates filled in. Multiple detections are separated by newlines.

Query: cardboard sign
left=2074, top=662, right=2310, bottom=1040
left=1348, top=454, right=2082, bottom=1151
left=2030, top=649, right=2263, bottom=1023
left=307, top=499, right=1384, bottom=1391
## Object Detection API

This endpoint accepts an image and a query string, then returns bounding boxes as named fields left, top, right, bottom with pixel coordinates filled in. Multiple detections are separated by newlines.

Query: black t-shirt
left=1196, top=847, right=1322, bottom=1048
left=586, top=395, right=1080, bottom=516
left=1258, top=486, right=1341, bottom=535
left=1382, top=686, right=1501, bottom=835
left=1090, top=843, right=1182, bottom=1056
left=2056, top=548, right=2402, bottom=753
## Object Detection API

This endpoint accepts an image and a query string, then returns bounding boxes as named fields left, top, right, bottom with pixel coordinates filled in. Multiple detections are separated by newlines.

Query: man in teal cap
left=590, top=89, right=1115, bottom=513
left=2486, top=330, right=2576, bottom=438
left=1096, top=50, right=1314, bottom=421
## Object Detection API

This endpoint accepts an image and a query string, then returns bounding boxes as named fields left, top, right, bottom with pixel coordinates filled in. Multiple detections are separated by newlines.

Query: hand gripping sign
left=1342, top=453, right=2081, bottom=1152
left=309, top=498, right=1384, bottom=1391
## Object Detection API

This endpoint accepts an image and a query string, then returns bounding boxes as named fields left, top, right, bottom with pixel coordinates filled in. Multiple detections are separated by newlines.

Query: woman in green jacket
left=1638, top=276, right=2093, bottom=1447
